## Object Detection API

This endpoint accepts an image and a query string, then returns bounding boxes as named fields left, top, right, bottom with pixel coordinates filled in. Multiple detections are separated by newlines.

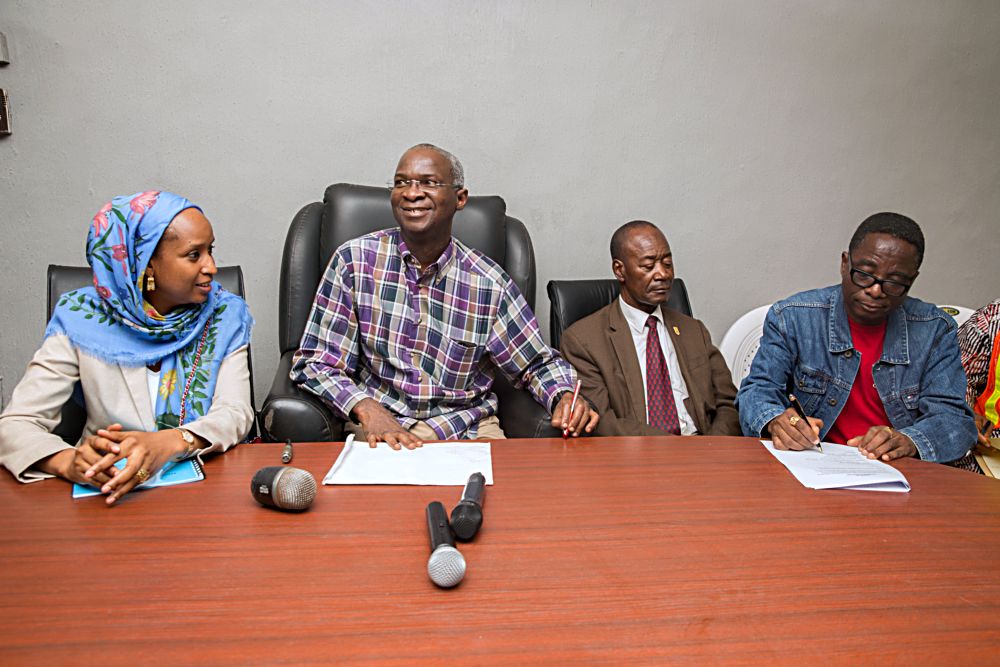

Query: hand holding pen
left=766, top=394, right=824, bottom=452
left=552, top=380, right=600, bottom=438
left=563, top=381, right=581, bottom=439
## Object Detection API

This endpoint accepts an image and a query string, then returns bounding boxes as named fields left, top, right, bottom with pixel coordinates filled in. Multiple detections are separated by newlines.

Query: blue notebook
left=72, top=458, right=204, bottom=499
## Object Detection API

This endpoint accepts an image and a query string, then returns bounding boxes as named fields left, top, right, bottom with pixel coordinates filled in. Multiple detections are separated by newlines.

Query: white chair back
left=936, top=305, right=975, bottom=328
left=719, top=304, right=772, bottom=389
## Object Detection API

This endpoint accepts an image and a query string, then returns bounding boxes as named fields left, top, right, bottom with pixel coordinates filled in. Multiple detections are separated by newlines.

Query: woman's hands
left=39, top=432, right=123, bottom=488
left=81, top=424, right=190, bottom=505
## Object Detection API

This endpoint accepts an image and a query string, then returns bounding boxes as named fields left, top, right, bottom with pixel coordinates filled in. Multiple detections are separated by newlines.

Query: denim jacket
left=736, top=285, right=975, bottom=462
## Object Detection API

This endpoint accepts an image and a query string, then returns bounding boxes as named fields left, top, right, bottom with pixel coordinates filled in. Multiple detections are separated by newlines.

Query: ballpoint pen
left=788, top=394, right=822, bottom=452
left=563, top=380, right=582, bottom=439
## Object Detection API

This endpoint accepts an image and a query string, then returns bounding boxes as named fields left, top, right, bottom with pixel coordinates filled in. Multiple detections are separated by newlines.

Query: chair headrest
left=319, top=184, right=508, bottom=270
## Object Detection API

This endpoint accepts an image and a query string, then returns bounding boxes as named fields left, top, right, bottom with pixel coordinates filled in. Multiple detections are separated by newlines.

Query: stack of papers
left=761, top=440, right=910, bottom=492
left=324, top=435, right=494, bottom=486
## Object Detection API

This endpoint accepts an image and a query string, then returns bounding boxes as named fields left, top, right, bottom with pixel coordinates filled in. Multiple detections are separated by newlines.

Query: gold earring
left=146, top=273, right=156, bottom=291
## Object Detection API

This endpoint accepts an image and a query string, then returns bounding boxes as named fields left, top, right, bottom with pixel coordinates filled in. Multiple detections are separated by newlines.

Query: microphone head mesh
left=450, top=505, right=483, bottom=541
left=252, top=466, right=318, bottom=511
left=274, top=467, right=317, bottom=510
left=428, top=545, right=466, bottom=588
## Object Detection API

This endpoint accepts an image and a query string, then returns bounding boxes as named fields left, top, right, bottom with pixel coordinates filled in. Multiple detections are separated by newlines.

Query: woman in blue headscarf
left=0, top=191, right=254, bottom=504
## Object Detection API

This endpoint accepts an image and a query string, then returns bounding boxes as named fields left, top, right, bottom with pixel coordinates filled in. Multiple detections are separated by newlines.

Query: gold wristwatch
left=175, top=428, right=197, bottom=460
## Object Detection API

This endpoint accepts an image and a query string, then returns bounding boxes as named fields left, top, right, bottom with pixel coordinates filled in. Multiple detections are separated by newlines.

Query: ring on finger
left=883, top=426, right=894, bottom=436
left=135, top=468, right=150, bottom=484
left=789, top=415, right=801, bottom=426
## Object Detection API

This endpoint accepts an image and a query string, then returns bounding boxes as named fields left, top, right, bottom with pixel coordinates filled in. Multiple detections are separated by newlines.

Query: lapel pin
left=672, top=326, right=680, bottom=336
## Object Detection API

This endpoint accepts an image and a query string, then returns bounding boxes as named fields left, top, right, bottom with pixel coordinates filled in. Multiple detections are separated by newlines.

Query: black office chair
left=260, top=183, right=561, bottom=442
left=546, top=278, right=692, bottom=350
left=46, top=264, right=257, bottom=444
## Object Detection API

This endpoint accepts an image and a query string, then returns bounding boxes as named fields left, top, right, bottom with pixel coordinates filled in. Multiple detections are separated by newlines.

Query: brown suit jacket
left=560, top=301, right=740, bottom=436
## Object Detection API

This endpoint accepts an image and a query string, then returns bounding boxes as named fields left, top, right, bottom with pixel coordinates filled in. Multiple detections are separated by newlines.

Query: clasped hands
left=352, top=393, right=599, bottom=451
left=53, top=424, right=190, bottom=505
left=767, top=408, right=916, bottom=461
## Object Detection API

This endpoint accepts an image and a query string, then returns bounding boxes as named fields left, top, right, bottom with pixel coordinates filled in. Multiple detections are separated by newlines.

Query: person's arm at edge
left=956, top=312, right=988, bottom=407
left=0, top=334, right=81, bottom=482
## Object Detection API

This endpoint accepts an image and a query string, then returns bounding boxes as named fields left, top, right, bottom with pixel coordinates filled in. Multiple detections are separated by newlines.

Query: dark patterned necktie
left=645, top=315, right=680, bottom=434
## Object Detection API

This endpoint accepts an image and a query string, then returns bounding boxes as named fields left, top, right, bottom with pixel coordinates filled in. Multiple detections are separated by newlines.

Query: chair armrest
left=493, top=375, right=563, bottom=438
left=259, top=351, right=345, bottom=442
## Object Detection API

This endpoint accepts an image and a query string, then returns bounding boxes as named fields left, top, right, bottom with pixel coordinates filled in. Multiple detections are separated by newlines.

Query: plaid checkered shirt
left=290, top=229, right=577, bottom=439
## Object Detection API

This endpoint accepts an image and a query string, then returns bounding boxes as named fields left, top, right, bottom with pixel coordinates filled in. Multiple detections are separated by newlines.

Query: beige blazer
left=560, top=301, right=740, bottom=437
left=0, top=333, right=253, bottom=482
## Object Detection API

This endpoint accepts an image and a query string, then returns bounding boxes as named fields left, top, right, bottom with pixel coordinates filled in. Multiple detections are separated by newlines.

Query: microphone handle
left=461, top=472, right=486, bottom=506
left=425, top=501, right=455, bottom=552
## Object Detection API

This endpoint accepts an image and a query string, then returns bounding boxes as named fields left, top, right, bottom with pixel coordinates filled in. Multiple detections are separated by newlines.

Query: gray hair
left=408, top=143, right=465, bottom=188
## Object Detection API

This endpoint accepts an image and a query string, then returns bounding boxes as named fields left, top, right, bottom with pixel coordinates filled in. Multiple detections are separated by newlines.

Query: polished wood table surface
left=2, top=437, right=999, bottom=665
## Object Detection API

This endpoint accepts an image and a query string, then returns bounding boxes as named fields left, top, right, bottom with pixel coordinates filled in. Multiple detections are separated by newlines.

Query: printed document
left=324, top=435, right=494, bottom=486
left=761, top=440, right=910, bottom=492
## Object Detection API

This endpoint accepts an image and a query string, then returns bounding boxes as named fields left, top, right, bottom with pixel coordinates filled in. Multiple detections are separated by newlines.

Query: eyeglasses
left=847, top=256, right=913, bottom=297
left=387, top=179, right=460, bottom=192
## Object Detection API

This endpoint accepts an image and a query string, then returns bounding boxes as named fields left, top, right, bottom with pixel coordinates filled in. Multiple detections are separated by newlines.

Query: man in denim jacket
left=737, top=213, right=975, bottom=463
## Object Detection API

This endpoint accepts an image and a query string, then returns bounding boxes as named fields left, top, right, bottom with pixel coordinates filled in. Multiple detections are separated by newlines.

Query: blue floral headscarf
left=46, top=191, right=253, bottom=429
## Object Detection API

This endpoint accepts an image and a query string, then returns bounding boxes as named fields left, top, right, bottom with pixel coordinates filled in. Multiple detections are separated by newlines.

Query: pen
left=788, top=394, right=822, bottom=452
left=281, top=440, right=294, bottom=464
left=563, top=380, right=582, bottom=439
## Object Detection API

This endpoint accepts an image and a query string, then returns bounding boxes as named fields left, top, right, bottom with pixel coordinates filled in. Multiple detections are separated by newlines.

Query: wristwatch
left=175, top=428, right=198, bottom=460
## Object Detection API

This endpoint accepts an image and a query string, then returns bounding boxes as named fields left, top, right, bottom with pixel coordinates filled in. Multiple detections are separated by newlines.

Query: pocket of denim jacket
left=901, top=385, right=920, bottom=410
left=793, top=365, right=830, bottom=395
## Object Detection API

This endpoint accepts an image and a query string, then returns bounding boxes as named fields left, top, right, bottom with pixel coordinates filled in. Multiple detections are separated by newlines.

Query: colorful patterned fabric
left=645, top=316, right=680, bottom=434
left=46, top=191, right=253, bottom=429
left=291, top=228, right=576, bottom=439
left=959, top=299, right=1000, bottom=438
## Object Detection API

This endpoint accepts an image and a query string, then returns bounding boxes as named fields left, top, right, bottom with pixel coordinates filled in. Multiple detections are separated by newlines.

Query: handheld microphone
left=251, top=466, right=317, bottom=511
left=426, top=501, right=465, bottom=588
left=450, top=472, right=485, bottom=541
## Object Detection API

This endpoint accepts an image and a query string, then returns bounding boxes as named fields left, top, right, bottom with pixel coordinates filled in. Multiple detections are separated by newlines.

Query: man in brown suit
left=560, top=221, right=740, bottom=436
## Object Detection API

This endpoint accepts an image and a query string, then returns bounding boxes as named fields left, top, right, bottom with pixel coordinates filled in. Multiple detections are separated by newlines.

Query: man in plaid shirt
left=291, top=144, right=598, bottom=448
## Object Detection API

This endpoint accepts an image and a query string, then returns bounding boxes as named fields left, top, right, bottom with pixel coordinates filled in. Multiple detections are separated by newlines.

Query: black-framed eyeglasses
left=387, top=178, right=460, bottom=192
left=848, top=256, right=913, bottom=297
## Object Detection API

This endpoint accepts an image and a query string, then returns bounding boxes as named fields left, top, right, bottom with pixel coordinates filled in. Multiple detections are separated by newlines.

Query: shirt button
left=844, top=350, right=853, bottom=358
left=828, top=398, right=837, bottom=406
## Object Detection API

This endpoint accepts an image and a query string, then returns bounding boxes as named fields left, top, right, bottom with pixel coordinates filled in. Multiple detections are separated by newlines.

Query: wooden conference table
left=2, top=437, right=999, bottom=664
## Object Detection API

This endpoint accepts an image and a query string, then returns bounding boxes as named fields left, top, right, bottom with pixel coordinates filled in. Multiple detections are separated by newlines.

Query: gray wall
left=1, top=0, right=998, bottom=408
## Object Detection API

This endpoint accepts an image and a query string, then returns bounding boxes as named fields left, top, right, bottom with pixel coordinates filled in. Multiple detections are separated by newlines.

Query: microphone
left=426, top=501, right=465, bottom=588
left=251, top=466, right=317, bottom=511
left=450, top=472, right=486, bottom=541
